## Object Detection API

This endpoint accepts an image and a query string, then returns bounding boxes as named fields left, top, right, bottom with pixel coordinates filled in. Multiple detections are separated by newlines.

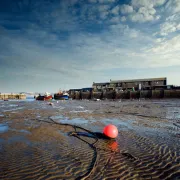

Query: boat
left=35, top=92, right=53, bottom=101
left=54, top=90, right=69, bottom=100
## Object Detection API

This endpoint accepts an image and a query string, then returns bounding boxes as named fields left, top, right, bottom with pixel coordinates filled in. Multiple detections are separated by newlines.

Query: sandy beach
left=0, top=99, right=179, bottom=180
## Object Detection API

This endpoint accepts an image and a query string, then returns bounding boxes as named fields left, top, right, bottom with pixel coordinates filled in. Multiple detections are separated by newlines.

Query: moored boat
left=35, top=92, right=53, bottom=101
left=54, top=90, right=69, bottom=100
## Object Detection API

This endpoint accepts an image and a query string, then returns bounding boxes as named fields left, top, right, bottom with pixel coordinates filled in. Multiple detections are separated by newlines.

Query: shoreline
left=0, top=99, right=179, bottom=179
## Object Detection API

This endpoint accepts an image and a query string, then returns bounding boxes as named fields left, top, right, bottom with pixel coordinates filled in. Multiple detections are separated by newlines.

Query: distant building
left=110, top=77, right=167, bottom=91
left=92, top=82, right=112, bottom=92
left=69, top=89, right=82, bottom=93
left=81, top=88, right=93, bottom=92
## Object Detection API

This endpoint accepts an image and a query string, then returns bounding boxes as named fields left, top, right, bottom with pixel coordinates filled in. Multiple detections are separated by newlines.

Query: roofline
left=69, top=89, right=82, bottom=91
left=82, top=87, right=93, bottom=89
left=93, top=82, right=110, bottom=85
left=110, top=77, right=167, bottom=83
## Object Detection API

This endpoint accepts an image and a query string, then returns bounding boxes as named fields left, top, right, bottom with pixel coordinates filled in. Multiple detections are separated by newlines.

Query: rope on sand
left=48, top=117, right=99, bottom=180
left=30, top=117, right=136, bottom=180
left=29, top=117, right=99, bottom=180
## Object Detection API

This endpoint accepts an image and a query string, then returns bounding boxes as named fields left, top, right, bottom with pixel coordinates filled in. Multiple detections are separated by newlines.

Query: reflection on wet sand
left=0, top=99, right=180, bottom=179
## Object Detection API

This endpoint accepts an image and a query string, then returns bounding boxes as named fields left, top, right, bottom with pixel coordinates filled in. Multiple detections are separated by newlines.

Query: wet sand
left=0, top=99, right=180, bottom=180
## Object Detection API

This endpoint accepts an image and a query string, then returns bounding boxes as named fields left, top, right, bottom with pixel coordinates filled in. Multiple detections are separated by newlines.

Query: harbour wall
left=69, top=90, right=180, bottom=100
left=0, top=94, right=26, bottom=100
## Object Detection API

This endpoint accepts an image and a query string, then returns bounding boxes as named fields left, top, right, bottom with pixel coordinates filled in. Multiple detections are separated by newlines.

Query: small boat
left=36, top=92, right=53, bottom=101
left=54, top=90, right=69, bottom=100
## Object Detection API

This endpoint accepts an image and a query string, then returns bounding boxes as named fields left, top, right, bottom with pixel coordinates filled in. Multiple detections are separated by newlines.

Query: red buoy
left=103, top=124, right=118, bottom=138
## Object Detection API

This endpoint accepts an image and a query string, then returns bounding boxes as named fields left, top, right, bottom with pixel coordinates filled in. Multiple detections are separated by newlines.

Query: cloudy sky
left=0, top=0, right=180, bottom=92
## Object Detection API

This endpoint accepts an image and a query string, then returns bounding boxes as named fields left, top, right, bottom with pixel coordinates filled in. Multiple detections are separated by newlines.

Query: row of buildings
left=92, top=77, right=168, bottom=92
left=0, top=93, right=26, bottom=100
left=69, top=77, right=176, bottom=94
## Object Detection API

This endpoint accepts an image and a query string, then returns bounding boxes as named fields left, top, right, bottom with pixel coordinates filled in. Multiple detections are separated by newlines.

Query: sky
left=0, top=0, right=180, bottom=93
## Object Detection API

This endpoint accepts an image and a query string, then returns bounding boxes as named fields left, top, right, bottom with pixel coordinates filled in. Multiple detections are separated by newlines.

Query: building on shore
left=69, top=77, right=180, bottom=98
left=81, top=88, right=93, bottom=92
left=0, top=93, right=26, bottom=100
left=69, top=89, right=82, bottom=94
left=109, top=77, right=167, bottom=91
left=92, top=82, right=111, bottom=92
left=92, top=77, right=168, bottom=92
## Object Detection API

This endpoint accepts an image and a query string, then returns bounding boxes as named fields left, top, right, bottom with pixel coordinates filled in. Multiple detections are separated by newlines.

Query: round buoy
left=103, top=124, right=118, bottom=138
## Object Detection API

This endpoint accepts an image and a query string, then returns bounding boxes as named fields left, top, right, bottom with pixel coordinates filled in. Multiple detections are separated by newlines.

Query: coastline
left=0, top=99, right=179, bottom=179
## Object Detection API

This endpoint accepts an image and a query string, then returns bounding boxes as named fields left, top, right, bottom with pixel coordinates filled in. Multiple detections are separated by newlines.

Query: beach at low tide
left=0, top=99, right=179, bottom=180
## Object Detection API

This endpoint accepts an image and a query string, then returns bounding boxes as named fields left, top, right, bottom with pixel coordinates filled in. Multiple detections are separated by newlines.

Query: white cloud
left=151, top=40, right=174, bottom=53
left=109, top=16, right=120, bottom=23
left=129, top=6, right=158, bottom=22
left=139, top=6, right=156, bottom=15
left=131, top=0, right=166, bottom=8
left=147, top=35, right=180, bottom=58
left=109, top=16, right=126, bottom=23
left=1, top=22, right=180, bottom=90
left=165, top=0, right=180, bottom=14
left=136, top=36, right=180, bottom=71
left=79, top=3, right=113, bottom=22
left=166, top=14, right=180, bottom=21
left=154, top=0, right=167, bottom=7
left=129, top=0, right=166, bottom=23
left=127, top=0, right=167, bottom=23
left=156, top=38, right=165, bottom=43
left=156, top=15, right=161, bottom=20
left=111, top=6, right=119, bottom=15
left=100, top=11, right=109, bottom=19
left=120, top=4, right=133, bottom=14
left=1, top=0, right=180, bottom=91
left=1, top=23, right=153, bottom=74
left=160, top=22, right=180, bottom=36
left=131, top=0, right=153, bottom=8
left=109, top=24, right=129, bottom=33
left=130, top=13, right=152, bottom=22
left=98, top=5, right=110, bottom=12
left=121, top=16, right=126, bottom=22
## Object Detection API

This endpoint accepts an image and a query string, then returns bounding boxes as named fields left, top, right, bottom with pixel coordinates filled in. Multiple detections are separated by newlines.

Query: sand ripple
left=0, top=100, right=180, bottom=179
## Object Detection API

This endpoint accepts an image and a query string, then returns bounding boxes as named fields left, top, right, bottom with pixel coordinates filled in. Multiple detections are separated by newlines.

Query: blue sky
left=0, top=0, right=180, bottom=92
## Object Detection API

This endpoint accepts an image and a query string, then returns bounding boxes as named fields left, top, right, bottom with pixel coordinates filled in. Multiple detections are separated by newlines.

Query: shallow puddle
left=58, top=118, right=89, bottom=124
left=0, top=123, right=9, bottom=133
left=70, top=110, right=92, bottom=113
left=10, top=128, right=31, bottom=134
left=7, top=135, right=31, bottom=145
left=102, top=118, right=133, bottom=130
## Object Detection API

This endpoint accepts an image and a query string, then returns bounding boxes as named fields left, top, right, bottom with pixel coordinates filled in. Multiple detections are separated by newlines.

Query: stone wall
left=0, top=94, right=26, bottom=100
left=140, top=90, right=152, bottom=98
left=164, top=90, right=180, bottom=98
left=91, top=92, right=103, bottom=99
left=115, top=91, right=130, bottom=99
left=81, top=92, right=91, bottom=100
left=152, top=90, right=164, bottom=98
left=70, top=89, right=180, bottom=100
